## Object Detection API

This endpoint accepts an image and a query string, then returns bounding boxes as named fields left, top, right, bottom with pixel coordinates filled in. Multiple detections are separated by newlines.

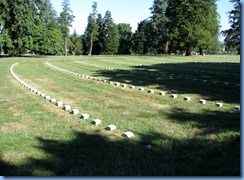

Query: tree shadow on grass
left=0, top=127, right=240, bottom=176
left=94, top=62, right=240, bottom=104
left=159, top=108, right=240, bottom=136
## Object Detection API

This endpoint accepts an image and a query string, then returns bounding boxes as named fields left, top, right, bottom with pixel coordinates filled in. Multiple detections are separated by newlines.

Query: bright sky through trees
left=50, top=0, right=233, bottom=40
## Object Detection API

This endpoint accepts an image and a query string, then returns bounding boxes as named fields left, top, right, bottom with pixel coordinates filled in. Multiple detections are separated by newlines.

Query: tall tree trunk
left=64, top=37, right=68, bottom=56
left=199, top=47, right=204, bottom=56
left=88, top=32, right=93, bottom=56
left=164, top=41, right=169, bottom=54
left=185, top=43, right=192, bottom=56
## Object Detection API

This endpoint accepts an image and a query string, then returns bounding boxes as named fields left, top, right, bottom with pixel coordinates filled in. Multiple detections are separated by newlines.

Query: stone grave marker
left=184, top=97, right=191, bottom=101
left=56, top=101, right=63, bottom=107
left=171, top=94, right=177, bottom=98
left=71, top=109, right=79, bottom=115
left=64, top=105, right=71, bottom=111
left=92, top=119, right=101, bottom=125
left=122, top=132, right=134, bottom=138
left=199, top=99, right=206, bottom=104
left=106, top=125, right=117, bottom=131
left=216, top=102, right=223, bottom=107
left=81, top=114, right=90, bottom=120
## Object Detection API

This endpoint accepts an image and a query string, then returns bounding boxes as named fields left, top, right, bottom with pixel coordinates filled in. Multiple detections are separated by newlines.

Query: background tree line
left=0, top=0, right=240, bottom=56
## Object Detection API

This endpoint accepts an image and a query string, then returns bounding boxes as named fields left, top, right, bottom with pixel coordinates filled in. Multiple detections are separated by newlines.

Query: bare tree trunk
left=64, top=37, right=68, bottom=56
left=164, top=41, right=169, bottom=54
left=88, top=32, right=93, bottom=56
left=199, top=48, right=204, bottom=56
left=185, top=43, right=192, bottom=56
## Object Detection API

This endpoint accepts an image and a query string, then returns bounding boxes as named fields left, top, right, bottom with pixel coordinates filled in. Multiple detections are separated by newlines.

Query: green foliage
left=83, top=2, right=99, bottom=55
left=2, top=0, right=38, bottom=56
left=32, top=0, right=64, bottom=55
left=100, top=11, right=119, bottom=55
left=0, top=0, right=64, bottom=56
left=117, top=23, right=134, bottom=54
left=68, top=30, right=83, bottom=55
left=59, top=0, right=75, bottom=56
left=92, top=13, right=103, bottom=55
left=221, top=0, right=240, bottom=54
left=59, top=0, right=74, bottom=37
left=150, top=0, right=169, bottom=54
left=166, top=0, right=219, bottom=56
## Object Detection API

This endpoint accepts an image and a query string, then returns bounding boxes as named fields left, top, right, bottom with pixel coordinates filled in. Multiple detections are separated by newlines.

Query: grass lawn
left=0, top=55, right=240, bottom=176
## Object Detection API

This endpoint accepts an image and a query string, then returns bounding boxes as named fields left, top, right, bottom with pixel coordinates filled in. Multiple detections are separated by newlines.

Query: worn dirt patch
left=150, top=103, right=170, bottom=109
left=0, top=122, right=28, bottom=133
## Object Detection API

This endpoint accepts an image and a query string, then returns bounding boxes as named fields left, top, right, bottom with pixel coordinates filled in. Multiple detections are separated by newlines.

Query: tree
left=85, top=2, right=99, bottom=56
left=100, top=11, right=119, bottom=55
left=92, top=13, right=103, bottom=55
left=166, top=0, right=219, bottom=56
left=2, top=0, right=38, bottom=56
left=117, top=23, right=133, bottom=54
left=221, top=0, right=240, bottom=54
left=134, top=19, right=156, bottom=55
left=32, top=0, right=64, bottom=55
left=59, top=0, right=75, bottom=56
left=150, top=0, right=169, bottom=54
left=68, top=30, right=83, bottom=55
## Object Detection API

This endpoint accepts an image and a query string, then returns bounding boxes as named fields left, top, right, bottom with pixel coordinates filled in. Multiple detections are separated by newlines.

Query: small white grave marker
left=81, top=114, right=90, bottom=120
left=171, top=94, right=177, bottom=98
left=139, top=88, right=145, bottom=91
left=50, top=98, right=56, bottom=103
left=36, top=91, right=42, bottom=95
left=122, top=132, right=134, bottom=138
left=45, top=96, right=51, bottom=100
left=40, top=93, right=46, bottom=97
left=216, top=102, right=223, bottom=107
left=71, top=109, right=79, bottom=115
left=148, top=90, right=154, bottom=94
left=234, top=106, right=240, bottom=111
left=199, top=99, right=206, bottom=104
left=92, top=119, right=101, bottom=125
left=130, top=86, right=135, bottom=89
left=115, top=82, right=120, bottom=86
left=159, top=92, right=166, bottom=96
left=109, top=81, right=114, bottom=84
left=64, top=105, right=71, bottom=111
left=122, top=84, right=127, bottom=88
left=106, top=125, right=117, bottom=131
left=56, top=101, right=63, bottom=107
left=184, top=97, right=191, bottom=101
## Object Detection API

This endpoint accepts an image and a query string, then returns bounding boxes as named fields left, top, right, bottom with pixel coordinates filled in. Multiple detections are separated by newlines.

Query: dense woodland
left=0, top=0, right=240, bottom=56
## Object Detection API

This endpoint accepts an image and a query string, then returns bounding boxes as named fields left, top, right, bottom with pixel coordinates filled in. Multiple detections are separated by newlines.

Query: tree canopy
left=221, top=0, right=240, bottom=54
left=0, top=0, right=229, bottom=56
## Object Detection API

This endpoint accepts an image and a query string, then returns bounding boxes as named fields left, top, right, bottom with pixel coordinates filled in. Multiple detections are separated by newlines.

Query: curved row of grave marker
left=75, top=61, right=240, bottom=89
left=10, top=62, right=135, bottom=139
left=101, top=59, right=239, bottom=76
left=124, top=58, right=240, bottom=67
left=46, top=61, right=240, bottom=111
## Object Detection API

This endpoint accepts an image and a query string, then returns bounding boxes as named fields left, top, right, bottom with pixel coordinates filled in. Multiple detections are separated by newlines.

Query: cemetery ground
left=0, top=55, right=240, bottom=176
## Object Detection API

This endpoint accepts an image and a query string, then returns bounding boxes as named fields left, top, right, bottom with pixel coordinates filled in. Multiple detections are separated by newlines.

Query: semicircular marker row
left=75, top=61, right=239, bottom=89
left=101, top=59, right=239, bottom=76
left=46, top=61, right=240, bottom=111
left=10, top=62, right=135, bottom=139
left=122, top=58, right=240, bottom=67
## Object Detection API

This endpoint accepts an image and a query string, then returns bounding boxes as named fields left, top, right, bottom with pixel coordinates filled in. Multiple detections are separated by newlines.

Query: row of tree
left=0, top=0, right=240, bottom=56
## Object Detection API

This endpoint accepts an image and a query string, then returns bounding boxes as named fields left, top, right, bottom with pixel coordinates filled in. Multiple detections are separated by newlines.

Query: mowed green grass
left=0, top=55, right=240, bottom=176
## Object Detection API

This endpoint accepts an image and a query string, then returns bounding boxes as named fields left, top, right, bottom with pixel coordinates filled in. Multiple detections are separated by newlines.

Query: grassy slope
left=0, top=55, right=240, bottom=176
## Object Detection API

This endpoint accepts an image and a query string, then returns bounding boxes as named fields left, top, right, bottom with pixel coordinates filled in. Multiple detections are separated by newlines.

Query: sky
left=51, top=0, right=234, bottom=40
